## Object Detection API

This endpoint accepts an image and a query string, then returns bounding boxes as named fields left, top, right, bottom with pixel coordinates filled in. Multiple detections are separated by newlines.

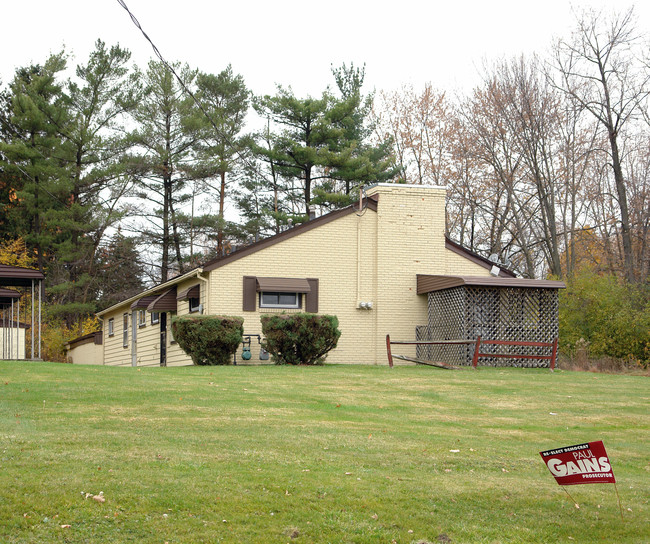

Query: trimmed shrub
left=171, top=315, right=243, bottom=365
left=261, top=313, right=341, bottom=365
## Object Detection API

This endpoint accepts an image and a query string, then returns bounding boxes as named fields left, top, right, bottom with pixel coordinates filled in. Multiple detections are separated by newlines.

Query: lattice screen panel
left=424, top=286, right=559, bottom=367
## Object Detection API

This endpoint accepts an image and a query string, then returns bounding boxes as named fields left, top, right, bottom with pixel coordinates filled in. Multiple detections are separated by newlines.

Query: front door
left=160, top=312, right=167, bottom=367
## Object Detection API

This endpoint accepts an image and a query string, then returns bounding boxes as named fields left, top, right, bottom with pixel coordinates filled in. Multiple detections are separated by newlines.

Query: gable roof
left=444, top=238, right=517, bottom=277
left=96, top=193, right=532, bottom=316
left=203, top=198, right=376, bottom=272
left=96, top=268, right=202, bottom=317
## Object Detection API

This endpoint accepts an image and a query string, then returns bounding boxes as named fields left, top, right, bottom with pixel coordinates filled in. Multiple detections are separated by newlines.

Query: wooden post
left=472, top=336, right=482, bottom=368
left=386, top=334, right=393, bottom=368
left=550, top=337, right=558, bottom=371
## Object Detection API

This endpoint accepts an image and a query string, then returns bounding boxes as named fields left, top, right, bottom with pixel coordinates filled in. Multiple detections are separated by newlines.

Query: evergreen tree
left=251, top=71, right=394, bottom=218
left=194, top=65, right=249, bottom=256
left=129, top=60, right=199, bottom=282
left=0, top=55, right=71, bottom=274
left=47, top=41, right=140, bottom=326
left=94, top=229, right=145, bottom=311
left=0, top=44, right=141, bottom=329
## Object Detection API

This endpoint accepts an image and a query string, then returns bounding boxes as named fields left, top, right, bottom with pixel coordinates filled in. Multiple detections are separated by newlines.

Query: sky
left=1, top=0, right=648, bottom=99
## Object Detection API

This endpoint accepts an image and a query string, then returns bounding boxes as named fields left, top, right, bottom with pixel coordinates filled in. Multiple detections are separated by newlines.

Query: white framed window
left=108, top=318, right=114, bottom=337
left=259, top=292, right=301, bottom=309
left=189, top=297, right=201, bottom=313
left=151, top=312, right=160, bottom=325
left=138, top=310, right=146, bottom=327
left=122, top=314, right=129, bottom=347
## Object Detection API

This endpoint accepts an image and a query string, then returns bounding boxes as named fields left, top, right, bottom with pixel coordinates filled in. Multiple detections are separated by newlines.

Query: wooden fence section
left=385, top=335, right=476, bottom=369
left=471, top=336, right=558, bottom=370
left=386, top=334, right=559, bottom=370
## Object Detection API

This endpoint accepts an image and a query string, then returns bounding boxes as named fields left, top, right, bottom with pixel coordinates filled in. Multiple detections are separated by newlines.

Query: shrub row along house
left=66, top=184, right=565, bottom=367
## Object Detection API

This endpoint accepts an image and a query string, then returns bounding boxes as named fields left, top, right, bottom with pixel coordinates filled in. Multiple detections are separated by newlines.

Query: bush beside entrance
left=171, top=315, right=243, bottom=365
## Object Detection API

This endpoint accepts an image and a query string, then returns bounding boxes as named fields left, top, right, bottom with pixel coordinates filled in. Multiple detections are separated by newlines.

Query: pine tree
left=0, top=55, right=71, bottom=274
left=251, top=71, right=395, bottom=218
left=194, top=65, right=249, bottom=256
left=129, top=60, right=199, bottom=282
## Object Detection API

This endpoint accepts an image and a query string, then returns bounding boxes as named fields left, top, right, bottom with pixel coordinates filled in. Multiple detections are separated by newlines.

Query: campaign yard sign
left=540, top=441, right=615, bottom=486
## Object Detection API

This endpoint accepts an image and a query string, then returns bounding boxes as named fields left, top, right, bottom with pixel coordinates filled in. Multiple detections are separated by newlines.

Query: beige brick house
left=81, top=184, right=562, bottom=367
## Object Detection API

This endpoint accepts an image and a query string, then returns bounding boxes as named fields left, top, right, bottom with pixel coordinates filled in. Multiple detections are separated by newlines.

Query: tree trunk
left=217, top=170, right=226, bottom=255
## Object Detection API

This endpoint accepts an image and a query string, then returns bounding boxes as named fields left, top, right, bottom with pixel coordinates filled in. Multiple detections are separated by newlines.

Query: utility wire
left=116, top=0, right=238, bottom=149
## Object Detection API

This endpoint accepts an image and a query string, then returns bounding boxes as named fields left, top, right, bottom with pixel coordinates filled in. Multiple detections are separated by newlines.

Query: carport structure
left=0, top=264, right=45, bottom=360
left=416, top=274, right=566, bottom=367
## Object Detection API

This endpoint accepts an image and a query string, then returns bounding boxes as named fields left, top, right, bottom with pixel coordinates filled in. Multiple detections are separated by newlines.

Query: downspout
left=357, top=215, right=362, bottom=305
left=194, top=269, right=209, bottom=315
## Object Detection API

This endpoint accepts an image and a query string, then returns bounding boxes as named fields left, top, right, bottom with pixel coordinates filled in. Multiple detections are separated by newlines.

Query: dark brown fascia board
left=66, top=331, right=102, bottom=349
left=416, top=274, right=464, bottom=294
left=417, top=274, right=566, bottom=294
left=0, top=264, right=45, bottom=280
left=0, top=264, right=45, bottom=287
left=203, top=199, right=376, bottom=273
left=96, top=268, right=203, bottom=317
left=444, top=237, right=517, bottom=278
left=0, top=288, right=21, bottom=298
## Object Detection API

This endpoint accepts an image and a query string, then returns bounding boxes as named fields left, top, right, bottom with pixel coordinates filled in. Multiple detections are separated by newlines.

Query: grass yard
left=0, top=361, right=648, bottom=543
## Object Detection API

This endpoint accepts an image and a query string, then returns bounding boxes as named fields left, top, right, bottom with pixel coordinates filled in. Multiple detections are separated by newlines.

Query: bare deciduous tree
left=550, top=7, right=650, bottom=281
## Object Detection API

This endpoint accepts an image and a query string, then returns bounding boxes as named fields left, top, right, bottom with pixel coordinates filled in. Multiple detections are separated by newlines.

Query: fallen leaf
left=93, top=494, right=105, bottom=503
left=371, top=513, right=378, bottom=520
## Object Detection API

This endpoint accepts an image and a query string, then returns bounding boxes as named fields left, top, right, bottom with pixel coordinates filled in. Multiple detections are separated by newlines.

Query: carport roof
left=0, top=264, right=44, bottom=287
left=416, top=274, right=566, bottom=295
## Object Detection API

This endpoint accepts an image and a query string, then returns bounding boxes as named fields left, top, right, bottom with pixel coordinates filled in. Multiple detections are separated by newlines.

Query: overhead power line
left=115, top=0, right=238, bottom=148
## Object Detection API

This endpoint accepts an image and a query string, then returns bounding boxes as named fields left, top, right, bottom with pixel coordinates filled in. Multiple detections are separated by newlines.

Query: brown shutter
left=243, top=276, right=257, bottom=311
left=305, top=278, right=319, bottom=313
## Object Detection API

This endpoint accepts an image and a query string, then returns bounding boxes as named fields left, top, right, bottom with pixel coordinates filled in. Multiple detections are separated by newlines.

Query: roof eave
left=203, top=199, right=376, bottom=273
left=96, top=268, right=203, bottom=317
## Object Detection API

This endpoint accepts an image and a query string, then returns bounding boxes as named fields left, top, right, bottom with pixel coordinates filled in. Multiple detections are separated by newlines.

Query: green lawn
left=1, top=361, right=648, bottom=543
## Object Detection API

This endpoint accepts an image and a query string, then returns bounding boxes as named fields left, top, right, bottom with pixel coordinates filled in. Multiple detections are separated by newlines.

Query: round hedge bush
left=261, top=313, right=341, bottom=365
left=171, top=315, right=243, bottom=365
